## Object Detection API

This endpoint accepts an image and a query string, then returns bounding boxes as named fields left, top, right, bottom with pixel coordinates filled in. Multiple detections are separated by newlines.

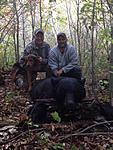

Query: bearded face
left=57, top=36, right=67, bottom=49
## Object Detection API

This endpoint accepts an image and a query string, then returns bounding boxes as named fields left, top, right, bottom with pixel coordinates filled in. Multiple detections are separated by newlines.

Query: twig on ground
left=0, top=127, right=44, bottom=145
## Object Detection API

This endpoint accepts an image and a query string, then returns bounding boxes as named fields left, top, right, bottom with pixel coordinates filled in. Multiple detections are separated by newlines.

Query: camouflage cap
left=34, top=28, right=44, bottom=35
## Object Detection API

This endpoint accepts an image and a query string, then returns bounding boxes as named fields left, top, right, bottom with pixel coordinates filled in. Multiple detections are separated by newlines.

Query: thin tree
left=90, top=0, right=97, bottom=98
left=22, top=5, right=26, bottom=48
left=76, top=0, right=81, bottom=65
left=29, top=0, right=36, bottom=36
left=106, top=0, right=113, bottom=103
left=110, top=19, right=113, bottom=105
left=13, top=0, right=20, bottom=61
left=65, top=0, right=74, bottom=45
left=39, top=0, right=42, bottom=29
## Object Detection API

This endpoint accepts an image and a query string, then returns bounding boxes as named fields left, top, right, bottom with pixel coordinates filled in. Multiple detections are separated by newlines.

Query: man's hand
left=37, top=56, right=43, bottom=63
left=56, top=69, right=63, bottom=77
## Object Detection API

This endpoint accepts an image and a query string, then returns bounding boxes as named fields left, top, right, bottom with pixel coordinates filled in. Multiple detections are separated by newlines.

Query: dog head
left=26, top=54, right=38, bottom=67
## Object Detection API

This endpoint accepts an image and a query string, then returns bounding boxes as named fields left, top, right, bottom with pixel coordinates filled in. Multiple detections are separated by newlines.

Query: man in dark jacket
left=11, top=29, right=50, bottom=91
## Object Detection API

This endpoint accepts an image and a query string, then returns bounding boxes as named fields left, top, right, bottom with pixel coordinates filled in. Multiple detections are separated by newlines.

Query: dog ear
left=23, top=56, right=28, bottom=66
left=25, top=56, right=29, bottom=61
left=28, top=54, right=37, bottom=59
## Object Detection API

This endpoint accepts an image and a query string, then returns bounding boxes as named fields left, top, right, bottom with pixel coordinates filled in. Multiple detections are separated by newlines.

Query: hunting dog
left=25, top=54, right=40, bottom=91
left=11, top=54, right=50, bottom=91
left=11, top=54, right=38, bottom=91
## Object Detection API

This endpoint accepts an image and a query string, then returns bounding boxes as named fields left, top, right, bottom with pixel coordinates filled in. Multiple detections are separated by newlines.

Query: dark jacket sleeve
left=42, top=43, right=50, bottom=65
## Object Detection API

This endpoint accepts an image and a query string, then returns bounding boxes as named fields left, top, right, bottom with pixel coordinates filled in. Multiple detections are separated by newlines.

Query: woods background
left=1, top=1, right=113, bottom=149
left=1, top=0, right=113, bottom=97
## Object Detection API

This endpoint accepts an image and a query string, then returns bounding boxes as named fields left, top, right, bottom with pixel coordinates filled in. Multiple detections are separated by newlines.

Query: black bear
left=28, top=77, right=86, bottom=123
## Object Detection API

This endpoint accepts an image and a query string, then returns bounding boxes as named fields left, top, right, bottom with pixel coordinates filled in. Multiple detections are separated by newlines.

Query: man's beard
left=58, top=43, right=67, bottom=49
left=35, top=41, right=43, bottom=47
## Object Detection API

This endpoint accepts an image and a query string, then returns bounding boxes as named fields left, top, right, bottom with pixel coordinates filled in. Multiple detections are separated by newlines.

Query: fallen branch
left=79, top=120, right=113, bottom=133
left=58, top=120, right=113, bottom=141
left=58, top=131, right=113, bottom=141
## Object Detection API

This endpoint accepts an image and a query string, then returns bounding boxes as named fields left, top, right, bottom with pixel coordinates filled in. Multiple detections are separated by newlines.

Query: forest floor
left=0, top=69, right=113, bottom=150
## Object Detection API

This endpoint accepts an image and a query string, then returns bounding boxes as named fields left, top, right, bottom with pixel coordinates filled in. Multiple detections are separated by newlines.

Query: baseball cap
left=57, top=32, right=66, bottom=39
left=34, top=28, right=44, bottom=35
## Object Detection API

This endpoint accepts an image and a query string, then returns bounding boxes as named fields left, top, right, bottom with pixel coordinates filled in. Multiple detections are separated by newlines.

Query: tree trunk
left=13, top=22, right=17, bottom=62
left=39, top=0, right=42, bottom=29
left=22, top=9, right=25, bottom=48
left=101, top=0, right=110, bottom=59
left=76, top=0, right=81, bottom=65
left=30, top=1, right=35, bottom=36
left=106, top=0, right=113, bottom=104
left=90, top=0, right=97, bottom=98
left=16, top=15, right=19, bottom=61
left=13, top=0, right=20, bottom=61
left=110, top=20, right=113, bottom=105
left=65, top=0, right=74, bottom=45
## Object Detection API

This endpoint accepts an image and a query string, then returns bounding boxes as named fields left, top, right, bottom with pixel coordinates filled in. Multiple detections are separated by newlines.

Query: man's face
left=57, top=36, right=67, bottom=49
left=35, top=32, right=44, bottom=47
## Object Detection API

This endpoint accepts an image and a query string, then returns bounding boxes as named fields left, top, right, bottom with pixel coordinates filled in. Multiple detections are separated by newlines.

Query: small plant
left=51, top=111, right=61, bottom=123
left=51, top=143, right=65, bottom=150
left=5, top=91, right=19, bottom=102
left=38, top=132, right=50, bottom=146
left=99, top=79, right=109, bottom=90
left=71, top=144, right=79, bottom=150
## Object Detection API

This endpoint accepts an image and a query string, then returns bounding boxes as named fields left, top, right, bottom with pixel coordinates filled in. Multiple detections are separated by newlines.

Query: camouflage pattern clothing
left=20, top=40, right=50, bottom=66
